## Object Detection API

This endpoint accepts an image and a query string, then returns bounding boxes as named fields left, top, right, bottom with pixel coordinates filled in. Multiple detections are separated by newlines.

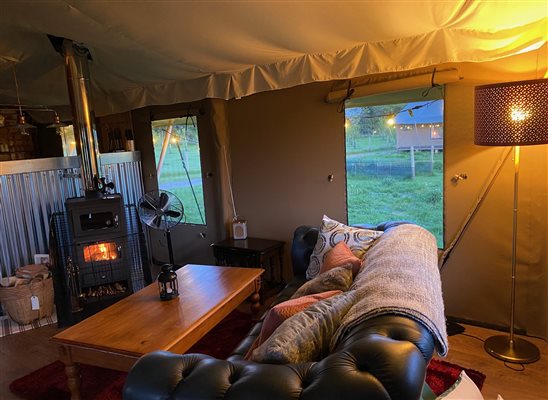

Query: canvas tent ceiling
left=0, top=1, right=546, bottom=116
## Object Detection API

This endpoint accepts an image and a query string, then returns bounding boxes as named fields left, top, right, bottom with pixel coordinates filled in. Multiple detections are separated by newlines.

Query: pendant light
left=47, top=112, right=67, bottom=135
left=12, top=65, right=36, bottom=135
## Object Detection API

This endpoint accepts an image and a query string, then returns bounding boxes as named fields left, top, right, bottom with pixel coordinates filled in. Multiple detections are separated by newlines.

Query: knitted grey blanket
left=331, top=224, right=449, bottom=356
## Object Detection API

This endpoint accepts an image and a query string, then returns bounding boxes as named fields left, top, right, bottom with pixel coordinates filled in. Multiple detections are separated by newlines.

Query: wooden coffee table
left=51, top=264, right=263, bottom=400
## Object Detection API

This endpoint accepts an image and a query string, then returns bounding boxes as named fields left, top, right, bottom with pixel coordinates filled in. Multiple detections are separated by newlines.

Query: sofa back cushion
left=291, top=226, right=319, bottom=277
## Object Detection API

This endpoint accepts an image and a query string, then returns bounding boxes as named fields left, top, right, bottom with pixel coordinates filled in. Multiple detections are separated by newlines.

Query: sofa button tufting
left=228, top=371, right=239, bottom=384
left=301, top=374, right=313, bottom=390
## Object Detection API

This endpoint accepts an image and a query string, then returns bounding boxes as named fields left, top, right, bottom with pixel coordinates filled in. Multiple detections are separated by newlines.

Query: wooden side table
left=211, top=238, right=285, bottom=285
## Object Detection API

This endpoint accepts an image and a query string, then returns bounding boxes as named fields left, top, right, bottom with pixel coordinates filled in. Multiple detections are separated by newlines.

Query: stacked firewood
left=0, top=264, right=51, bottom=288
left=0, top=264, right=54, bottom=324
left=84, top=282, right=126, bottom=298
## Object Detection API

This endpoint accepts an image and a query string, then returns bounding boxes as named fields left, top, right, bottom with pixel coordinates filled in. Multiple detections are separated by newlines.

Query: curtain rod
left=325, top=69, right=461, bottom=104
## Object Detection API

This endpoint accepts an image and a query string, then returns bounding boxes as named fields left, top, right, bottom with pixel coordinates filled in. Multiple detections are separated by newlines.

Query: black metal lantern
left=157, top=264, right=179, bottom=301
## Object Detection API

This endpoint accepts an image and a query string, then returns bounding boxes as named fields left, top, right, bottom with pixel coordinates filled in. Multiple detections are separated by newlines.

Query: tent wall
left=225, top=54, right=547, bottom=339
left=443, top=82, right=547, bottom=338
left=227, top=81, right=345, bottom=270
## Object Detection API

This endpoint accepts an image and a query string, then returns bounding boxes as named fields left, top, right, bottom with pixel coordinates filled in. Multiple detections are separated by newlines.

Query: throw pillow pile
left=255, top=290, right=342, bottom=348
left=291, top=265, right=353, bottom=299
left=306, top=215, right=383, bottom=279
left=249, top=292, right=355, bottom=364
left=248, top=215, right=384, bottom=364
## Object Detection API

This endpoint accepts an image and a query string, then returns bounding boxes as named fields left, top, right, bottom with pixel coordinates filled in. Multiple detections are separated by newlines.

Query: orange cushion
left=320, top=241, right=362, bottom=276
left=254, top=290, right=342, bottom=349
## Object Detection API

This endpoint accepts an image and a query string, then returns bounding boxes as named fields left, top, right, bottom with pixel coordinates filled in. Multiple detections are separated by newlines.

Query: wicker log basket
left=0, top=265, right=54, bottom=325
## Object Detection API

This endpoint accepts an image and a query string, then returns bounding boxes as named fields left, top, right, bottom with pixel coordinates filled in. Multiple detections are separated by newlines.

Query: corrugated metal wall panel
left=0, top=153, right=144, bottom=277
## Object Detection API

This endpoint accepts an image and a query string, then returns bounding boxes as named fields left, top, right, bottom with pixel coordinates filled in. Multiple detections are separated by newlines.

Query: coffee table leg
left=250, top=277, right=261, bottom=314
left=59, top=346, right=82, bottom=400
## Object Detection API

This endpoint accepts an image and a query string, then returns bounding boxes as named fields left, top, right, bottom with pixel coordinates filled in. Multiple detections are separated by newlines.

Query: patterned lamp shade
left=474, top=79, right=548, bottom=146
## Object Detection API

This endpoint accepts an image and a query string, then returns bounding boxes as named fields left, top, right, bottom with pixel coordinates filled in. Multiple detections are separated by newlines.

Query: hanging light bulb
left=17, top=114, right=35, bottom=135
left=47, top=112, right=67, bottom=135
left=386, top=114, right=396, bottom=126
left=12, top=65, right=36, bottom=135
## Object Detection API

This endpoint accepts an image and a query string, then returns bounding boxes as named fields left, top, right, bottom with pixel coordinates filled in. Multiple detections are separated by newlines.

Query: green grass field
left=347, top=174, right=443, bottom=246
left=346, top=136, right=444, bottom=247
left=152, top=122, right=206, bottom=225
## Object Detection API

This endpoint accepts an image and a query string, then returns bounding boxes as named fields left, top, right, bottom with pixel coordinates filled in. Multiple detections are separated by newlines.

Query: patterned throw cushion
left=291, top=265, right=353, bottom=299
left=250, top=292, right=356, bottom=364
left=320, top=241, right=362, bottom=276
left=306, top=215, right=383, bottom=279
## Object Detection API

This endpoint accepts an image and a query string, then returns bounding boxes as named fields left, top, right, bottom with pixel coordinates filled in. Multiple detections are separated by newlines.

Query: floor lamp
left=474, top=78, right=547, bottom=364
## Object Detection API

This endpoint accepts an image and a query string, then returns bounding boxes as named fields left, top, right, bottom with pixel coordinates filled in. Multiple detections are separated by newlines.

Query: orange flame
left=84, top=242, right=118, bottom=263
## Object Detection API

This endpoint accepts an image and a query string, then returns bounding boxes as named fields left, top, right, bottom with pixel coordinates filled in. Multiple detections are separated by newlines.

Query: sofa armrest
left=291, top=225, right=318, bottom=276
left=123, top=316, right=435, bottom=400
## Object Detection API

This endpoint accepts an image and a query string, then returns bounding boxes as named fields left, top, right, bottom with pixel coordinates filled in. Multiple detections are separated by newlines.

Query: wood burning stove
left=49, top=203, right=150, bottom=326
left=65, top=194, right=133, bottom=296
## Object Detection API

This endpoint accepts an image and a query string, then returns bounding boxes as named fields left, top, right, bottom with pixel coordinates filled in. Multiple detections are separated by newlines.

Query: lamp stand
left=484, top=146, right=540, bottom=364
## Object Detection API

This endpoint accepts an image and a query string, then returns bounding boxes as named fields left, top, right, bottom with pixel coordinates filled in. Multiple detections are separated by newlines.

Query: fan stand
left=166, top=228, right=175, bottom=266
left=138, top=190, right=184, bottom=271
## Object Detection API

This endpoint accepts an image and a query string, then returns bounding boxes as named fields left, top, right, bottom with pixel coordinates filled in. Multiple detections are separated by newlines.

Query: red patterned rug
left=10, top=310, right=485, bottom=400
left=426, top=358, right=486, bottom=395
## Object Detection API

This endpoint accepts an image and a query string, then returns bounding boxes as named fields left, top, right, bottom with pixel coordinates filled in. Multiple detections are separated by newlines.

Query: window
left=345, top=90, right=444, bottom=247
left=151, top=116, right=206, bottom=225
left=60, top=125, right=77, bottom=156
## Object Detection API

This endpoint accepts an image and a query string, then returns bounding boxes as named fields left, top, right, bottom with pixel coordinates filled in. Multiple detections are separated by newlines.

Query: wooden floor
left=0, top=324, right=63, bottom=400
left=437, top=324, right=548, bottom=400
left=0, top=322, right=546, bottom=400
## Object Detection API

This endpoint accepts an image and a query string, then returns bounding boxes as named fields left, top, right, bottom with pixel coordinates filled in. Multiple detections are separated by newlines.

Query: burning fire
left=84, top=242, right=118, bottom=263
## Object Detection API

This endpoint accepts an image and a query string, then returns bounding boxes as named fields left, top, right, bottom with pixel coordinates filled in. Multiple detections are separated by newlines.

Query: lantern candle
left=157, top=264, right=179, bottom=301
